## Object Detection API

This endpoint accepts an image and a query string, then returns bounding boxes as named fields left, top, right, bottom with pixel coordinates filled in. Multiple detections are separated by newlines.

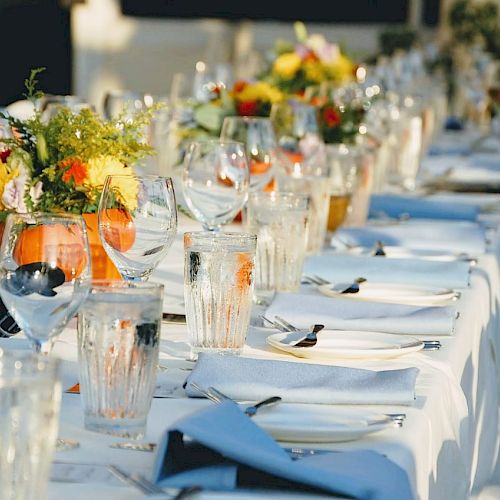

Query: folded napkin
left=152, top=401, right=413, bottom=499
left=332, top=220, right=486, bottom=256
left=369, top=194, right=479, bottom=221
left=266, top=292, right=457, bottom=336
left=304, top=254, right=471, bottom=289
left=185, top=354, right=419, bottom=405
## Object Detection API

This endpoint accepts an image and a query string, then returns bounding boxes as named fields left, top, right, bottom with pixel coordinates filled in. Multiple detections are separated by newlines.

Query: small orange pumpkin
left=13, top=223, right=88, bottom=281
left=97, top=208, right=136, bottom=253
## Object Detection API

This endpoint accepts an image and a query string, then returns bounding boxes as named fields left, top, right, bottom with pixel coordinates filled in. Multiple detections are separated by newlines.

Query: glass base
left=189, top=346, right=242, bottom=360
left=56, top=438, right=80, bottom=451
left=84, top=415, right=146, bottom=439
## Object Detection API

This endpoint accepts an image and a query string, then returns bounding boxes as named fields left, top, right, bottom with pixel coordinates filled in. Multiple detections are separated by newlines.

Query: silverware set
left=262, top=315, right=442, bottom=352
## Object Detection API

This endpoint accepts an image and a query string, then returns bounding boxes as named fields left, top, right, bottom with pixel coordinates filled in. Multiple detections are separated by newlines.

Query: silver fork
left=190, top=383, right=282, bottom=417
left=207, top=386, right=282, bottom=417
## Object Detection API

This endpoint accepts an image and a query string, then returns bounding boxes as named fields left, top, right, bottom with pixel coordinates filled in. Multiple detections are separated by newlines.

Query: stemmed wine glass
left=0, top=212, right=91, bottom=354
left=270, top=99, right=325, bottom=171
left=0, top=212, right=92, bottom=451
left=182, top=140, right=250, bottom=231
left=220, top=116, right=276, bottom=192
left=98, top=174, right=178, bottom=281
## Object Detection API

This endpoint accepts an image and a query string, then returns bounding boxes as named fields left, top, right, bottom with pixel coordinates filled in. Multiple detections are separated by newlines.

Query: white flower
left=306, top=34, right=340, bottom=64
left=2, top=174, right=29, bottom=213
left=29, top=181, right=43, bottom=206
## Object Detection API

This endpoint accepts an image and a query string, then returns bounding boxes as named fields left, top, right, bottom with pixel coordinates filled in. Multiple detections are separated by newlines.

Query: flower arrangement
left=171, top=79, right=283, bottom=167
left=316, top=98, right=366, bottom=144
left=0, top=68, right=156, bottom=220
left=261, top=22, right=356, bottom=95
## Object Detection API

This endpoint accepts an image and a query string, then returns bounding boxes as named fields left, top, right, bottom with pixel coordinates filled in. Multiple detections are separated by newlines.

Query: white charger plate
left=252, top=404, right=393, bottom=442
left=317, top=281, right=458, bottom=306
left=266, top=330, right=424, bottom=360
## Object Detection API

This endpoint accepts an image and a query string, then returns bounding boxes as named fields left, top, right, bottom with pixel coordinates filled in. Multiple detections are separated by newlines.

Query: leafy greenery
left=378, top=27, right=417, bottom=56
left=22, top=67, right=46, bottom=101
left=0, top=69, right=158, bottom=215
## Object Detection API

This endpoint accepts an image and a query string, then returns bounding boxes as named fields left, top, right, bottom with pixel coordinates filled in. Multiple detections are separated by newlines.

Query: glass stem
left=32, top=338, right=55, bottom=355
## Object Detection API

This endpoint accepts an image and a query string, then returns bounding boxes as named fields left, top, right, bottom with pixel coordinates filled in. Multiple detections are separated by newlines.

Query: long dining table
left=22, top=129, right=500, bottom=499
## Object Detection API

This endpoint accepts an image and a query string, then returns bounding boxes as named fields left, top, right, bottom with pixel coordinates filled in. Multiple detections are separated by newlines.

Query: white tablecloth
left=31, top=212, right=499, bottom=500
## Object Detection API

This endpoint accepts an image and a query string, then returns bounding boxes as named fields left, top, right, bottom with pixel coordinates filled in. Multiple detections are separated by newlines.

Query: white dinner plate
left=266, top=330, right=424, bottom=360
left=347, top=245, right=471, bottom=262
left=316, top=282, right=458, bottom=306
left=251, top=404, right=393, bottom=442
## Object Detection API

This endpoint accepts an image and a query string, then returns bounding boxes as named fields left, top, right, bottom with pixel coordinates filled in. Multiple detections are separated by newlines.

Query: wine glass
left=0, top=212, right=91, bottom=354
left=270, top=99, right=325, bottom=170
left=98, top=174, right=178, bottom=281
left=182, top=140, right=250, bottom=231
left=220, top=116, right=276, bottom=192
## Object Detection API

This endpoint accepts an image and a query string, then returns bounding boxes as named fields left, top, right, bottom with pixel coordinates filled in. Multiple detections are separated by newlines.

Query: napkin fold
left=152, top=401, right=414, bottom=500
left=266, top=292, right=457, bottom=336
left=369, top=194, right=479, bottom=221
left=332, top=220, right=486, bottom=256
left=304, top=254, right=471, bottom=289
left=184, top=354, right=419, bottom=405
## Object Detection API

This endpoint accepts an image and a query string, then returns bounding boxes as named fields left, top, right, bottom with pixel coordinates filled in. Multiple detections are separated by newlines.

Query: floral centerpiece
left=171, top=79, right=283, bottom=166
left=261, top=22, right=356, bottom=95
left=0, top=68, right=157, bottom=278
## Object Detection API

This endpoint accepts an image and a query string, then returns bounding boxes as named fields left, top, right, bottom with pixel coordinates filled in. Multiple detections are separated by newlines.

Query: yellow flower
left=0, top=162, right=21, bottom=211
left=85, top=156, right=138, bottom=211
left=273, top=52, right=302, bottom=80
left=303, top=61, right=325, bottom=83
left=235, top=82, right=283, bottom=104
left=326, top=53, right=355, bottom=83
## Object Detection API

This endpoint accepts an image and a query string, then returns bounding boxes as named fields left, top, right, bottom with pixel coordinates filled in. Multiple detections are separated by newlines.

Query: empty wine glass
left=182, top=140, right=250, bottom=231
left=220, top=116, right=276, bottom=192
left=271, top=99, right=325, bottom=171
left=98, top=174, right=178, bottom=281
left=38, top=95, right=94, bottom=122
left=0, top=212, right=91, bottom=354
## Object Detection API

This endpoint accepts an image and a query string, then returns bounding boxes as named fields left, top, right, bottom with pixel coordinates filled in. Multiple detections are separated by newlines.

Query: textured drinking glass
left=0, top=212, right=91, bottom=353
left=276, top=164, right=330, bottom=255
left=77, top=281, right=164, bottom=438
left=0, top=349, right=61, bottom=500
left=182, top=140, right=250, bottom=231
left=184, top=232, right=256, bottom=356
left=98, top=175, right=177, bottom=281
left=245, top=192, right=309, bottom=303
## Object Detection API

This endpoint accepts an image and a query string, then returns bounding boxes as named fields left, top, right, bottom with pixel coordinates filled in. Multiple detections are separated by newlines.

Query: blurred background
left=1, top=0, right=445, bottom=111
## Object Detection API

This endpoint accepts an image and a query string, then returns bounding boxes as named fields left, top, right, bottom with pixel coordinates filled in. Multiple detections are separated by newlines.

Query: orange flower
left=233, top=80, right=248, bottom=93
left=60, top=158, right=87, bottom=185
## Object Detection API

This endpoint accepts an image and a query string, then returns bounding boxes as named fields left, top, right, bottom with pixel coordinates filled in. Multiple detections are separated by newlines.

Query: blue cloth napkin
left=369, top=194, right=479, bottom=221
left=152, top=401, right=414, bottom=499
left=185, top=354, right=419, bottom=405
left=305, top=254, right=471, bottom=289
left=332, top=220, right=486, bottom=256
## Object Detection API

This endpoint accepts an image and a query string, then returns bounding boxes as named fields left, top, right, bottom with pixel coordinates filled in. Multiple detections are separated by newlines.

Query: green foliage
left=449, top=0, right=500, bottom=56
left=378, top=27, right=417, bottom=56
left=22, top=67, right=46, bottom=101
left=0, top=68, right=158, bottom=215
